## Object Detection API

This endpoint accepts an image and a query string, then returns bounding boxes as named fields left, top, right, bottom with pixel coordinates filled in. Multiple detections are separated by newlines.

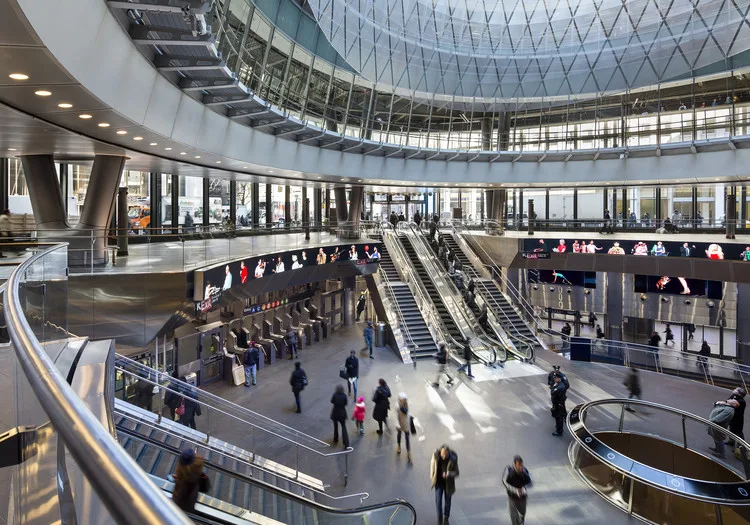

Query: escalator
left=115, top=412, right=416, bottom=524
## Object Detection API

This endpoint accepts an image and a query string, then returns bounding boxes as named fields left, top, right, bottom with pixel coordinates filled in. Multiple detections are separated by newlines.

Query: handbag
left=339, top=368, right=348, bottom=380
left=199, top=472, right=211, bottom=493
left=175, top=398, right=185, bottom=416
left=409, top=416, right=417, bottom=435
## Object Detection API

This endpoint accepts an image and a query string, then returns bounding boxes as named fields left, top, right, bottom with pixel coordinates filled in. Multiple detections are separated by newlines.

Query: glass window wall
left=548, top=189, right=574, bottom=225
left=8, top=158, right=31, bottom=215
left=577, top=189, right=604, bottom=223
left=627, top=187, right=657, bottom=228
left=236, top=182, right=252, bottom=227
left=290, top=186, right=303, bottom=225
left=123, top=171, right=150, bottom=232
left=258, top=183, right=267, bottom=225
left=178, top=176, right=203, bottom=228
left=525, top=190, right=546, bottom=221
left=271, top=184, right=285, bottom=226
left=208, top=179, right=230, bottom=225
left=661, top=186, right=693, bottom=228
left=161, top=174, right=173, bottom=227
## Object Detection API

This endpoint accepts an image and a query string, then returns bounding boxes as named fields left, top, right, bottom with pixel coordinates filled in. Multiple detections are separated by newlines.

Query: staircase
left=442, top=234, right=479, bottom=279
left=389, top=283, right=439, bottom=359
left=398, top=235, right=465, bottom=345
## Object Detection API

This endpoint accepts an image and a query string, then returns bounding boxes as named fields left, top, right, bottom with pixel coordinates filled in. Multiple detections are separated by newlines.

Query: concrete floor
left=202, top=322, right=745, bottom=525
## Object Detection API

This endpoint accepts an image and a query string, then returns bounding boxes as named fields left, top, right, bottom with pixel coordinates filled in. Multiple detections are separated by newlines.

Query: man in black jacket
left=503, top=455, right=533, bottom=525
left=244, top=343, right=260, bottom=386
left=330, top=385, right=349, bottom=448
left=289, top=362, right=307, bottom=413
left=345, top=350, right=359, bottom=399
left=433, top=342, right=454, bottom=387
left=550, top=374, right=568, bottom=436
left=727, top=387, right=747, bottom=448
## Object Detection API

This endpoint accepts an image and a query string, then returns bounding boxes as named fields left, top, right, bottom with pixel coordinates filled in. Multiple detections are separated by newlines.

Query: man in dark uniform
left=727, top=387, right=747, bottom=448
left=551, top=374, right=568, bottom=436
left=547, top=365, right=569, bottom=390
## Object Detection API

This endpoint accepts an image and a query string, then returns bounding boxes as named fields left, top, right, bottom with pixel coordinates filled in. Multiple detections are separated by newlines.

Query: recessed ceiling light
left=216, top=161, right=221, bottom=164
left=341, top=178, right=346, bottom=181
left=79, top=114, right=92, bottom=119
left=242, top=166, right=248, bottom=169
left=57, top=102, right=73, bottom=109
left=149, top=142, right=157, bottom=146
left=34, top=90, right=52, bottom=97
left=268, top=170, right=274, bottom=173
left=194, top=155, right=201, bottom=159
left=7, top=148, right=16, bottom=152
left=358, top=179, right=362, bottom=182
left=179, top=152, right=186, bottom=155
left=98, top=122, right=110, bottom=128
left=9, top=73, right=29, bottom=80
left=165, top=147, right=172, bottom=151
left=116, top=130, right=127, bottom=135
left=317, top=176, right=322, bottom=179
left=133, top=136, right=143, bottom=141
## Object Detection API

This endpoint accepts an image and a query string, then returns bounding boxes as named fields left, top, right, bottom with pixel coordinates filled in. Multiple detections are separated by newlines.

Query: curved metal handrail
left=4, top=244, right=192, bottom=524
left=398, top=222, right=504, bottom=365
left=568, top=398, right=750, bottom=504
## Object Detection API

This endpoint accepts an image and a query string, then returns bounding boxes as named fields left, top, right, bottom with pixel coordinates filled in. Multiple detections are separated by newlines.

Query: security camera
left=640, top=294, right=647, bottom=301
left=707, top=300, right=715, bottom=308
left=684, top=299, right=691, bottom=305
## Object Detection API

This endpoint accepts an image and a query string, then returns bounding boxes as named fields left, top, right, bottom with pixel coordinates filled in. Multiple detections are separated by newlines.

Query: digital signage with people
left=529, top=269, right=597, bottom=288
left=524, top=238, right=743, bottom=260
left=634, top=275, right=723, bottom=298
left=197, top=242, right=382, bottom=310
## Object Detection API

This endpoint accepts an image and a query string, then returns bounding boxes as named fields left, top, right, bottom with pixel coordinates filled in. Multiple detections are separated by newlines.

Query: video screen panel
left=523, top=238, right=745, bottom=260
left=634, top=275, right=723, bottom=298
left=529, top=269, right=597, bottom=288
left=199, top=242, right=382, bottom=303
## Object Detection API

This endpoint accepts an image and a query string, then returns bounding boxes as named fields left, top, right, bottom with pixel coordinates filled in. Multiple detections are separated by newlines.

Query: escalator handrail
left=115, top=411, right=369, bottom=505
left=4, top=244, right=192, bottom=525
left=117, top=425, right=417, bottom=522
left=398, top=223, right=505, bottom=365
left=381, top=227, right=469, bottom=358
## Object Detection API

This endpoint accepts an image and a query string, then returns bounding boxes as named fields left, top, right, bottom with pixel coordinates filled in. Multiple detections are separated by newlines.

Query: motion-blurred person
left=503, top=455, right=533, bottom=525
left=286, top=329, right=298, bottom=359
left=163, top=375, right=183, bottom=421
left=134, top=377, right=154, bottom=411
left=708, top=399, right=739, bottom=458
left=550, top=374, right=568, bottom=437
left=457, top=339, right=474, bottom=379
left=0, top=209, right=10, bottom=258
left=588, top=311, right=597, bottom=328
left=595, top=324, right=605, bottom=339
left=726, top=388, right=747, bottom=448
left=171, top=448, right=209, bottom=512
left=330, top=385, right=349, bottom=448
left=364, top=321, right=375, bottom=359
left=430, top=445, right=459, bottom=525
left=180, top=388, right=201, bottom=430
left=356, top=292, right=366, bottom=321
left=433, top=342, right=454, bottom=387
left=372, top=378, right=391, bottom=434
left=698, top=340, right=711, bottom=366
left=345, top=350, right=359, bottom=399
left=561, top=323, right=572, bottom=348
left=396, top=392, right=413, bottom=463
left=289, top=362, right=307, bottom=413
left=623, top=368, right=641, bottom=412
left=663, top=323, right=675, bottom=347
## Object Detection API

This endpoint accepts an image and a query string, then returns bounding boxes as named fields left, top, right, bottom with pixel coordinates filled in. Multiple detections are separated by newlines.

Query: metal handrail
left=397, top=222, right=504, bottom=365
left=4, top=244, right=191, bottom=524
left=569, top=398, right=750, bottom=501
left=119, top=422, right=417, bottom=523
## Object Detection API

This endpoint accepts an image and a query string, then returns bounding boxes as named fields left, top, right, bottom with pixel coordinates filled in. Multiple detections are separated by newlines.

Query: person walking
left=698, top=340, right=711, bottom=366
left=600, top=209, right=613, bottom=234
left=396, top=392, right=412, bottom=463
left=180, top=388, right=201, bottom=430
left=623, top=368, right=641, bottom=412
left=355, top=292, right=367, bottom=321
left=289, top=362, right=307, bottom=413
left=164, top=376, right=183, bottom=421
left=561, top=323, right=572, bottom=349
left=243, top=343, right=260, bottom=387
left=364, top=321, right=375, bottom=359
left=134, top=377, right=154, bottom=411
left=286, top=329, right=298, bottom=359
left=171, top=448, right=209, bottom=512
left=430, top=445, right=459, bottom=525
left=588, top=311, right=597, bottom=329
left=330, top=385, right=350, bottom=448
left=456, top=339, right=474, bottom=379
left=345, top=350, right=359, bottom=399
left=708, top=399, right=739, bottom=458
left=372, top=378, right=392, bottom=434
left=353, top=396, right=366, bottom=435
left=433, top=342, right=454, bottom=387
left=663, top=324, right=675, bottom=347
left=503, top=455, right=533, bottom=525
left=550, top=374, right=568, bottom=437
left=726, top=388, right=747, bottom=448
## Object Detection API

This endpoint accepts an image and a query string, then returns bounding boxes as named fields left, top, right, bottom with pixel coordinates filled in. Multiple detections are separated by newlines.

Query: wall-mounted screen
left=523, top=238, right=745, bottom=260
left=634, top=275, right=723, bottom=298
left=529, top=270, right=597, bottom=288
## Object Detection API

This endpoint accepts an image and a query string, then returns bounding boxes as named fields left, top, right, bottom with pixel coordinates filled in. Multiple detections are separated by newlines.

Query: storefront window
left=70, top=163, right=92, bottom=218
left=290, top=186, right=303, bottom=225
left=548, top=189, right=574, bottom=224
left=178, top=176, right=203, bottom=227
left=208, top=179, right=230, bottom=225
left=161, top=174, right=173, bottom=227
left=627, top=187, right=657, bottom=227
left=271, top=184, right=285, bottom=225
left=123, top=171, right=150, bottom=232
left=258, top=183, right=267, bottom=225
left=661, top=186, right=693, bottom=228
left=696, top=184, right=729, bottom=228
left=236, top=182, right=252, bottom=227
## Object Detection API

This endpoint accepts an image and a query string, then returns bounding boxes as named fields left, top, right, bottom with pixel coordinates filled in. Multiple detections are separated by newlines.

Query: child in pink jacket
left=353, top=396, right=366, bottom=435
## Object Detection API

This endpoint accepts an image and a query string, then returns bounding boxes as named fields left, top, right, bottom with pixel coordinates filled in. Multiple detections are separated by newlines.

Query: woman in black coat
left=164, top=378, right=183, bottom=421
left=180, top=388, right=202, bottom=430
left=372, top=378, right=392, bottom=434
left=330, top=385, right=349, bottom=448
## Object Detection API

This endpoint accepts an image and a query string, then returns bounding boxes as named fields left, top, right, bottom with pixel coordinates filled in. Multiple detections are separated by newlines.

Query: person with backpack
left=244, top=343, right=260, bottom=386
left=708, top=399, right=740, bottom=458
left=503, top=455, right=533, bottom=525
left=372, top=378, right=392, bottom=434
left=289, top=362, right=307, bottom=413
left=330, top=385, right=349, bottom=448
left=396, top=392, right=413, bottom=463
left=286, top=329, right=298, bottom=359
left=345, top=350, right=359, bottom=399
left=364, top=321, right=375, bottom=359
left=353, top=396, right=366, bottom=435
left=623, top=368, right=641, bottom=412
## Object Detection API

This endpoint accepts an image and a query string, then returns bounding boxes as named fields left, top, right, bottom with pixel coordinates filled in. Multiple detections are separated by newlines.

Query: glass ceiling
left=306, top=0, right=750, bottom=99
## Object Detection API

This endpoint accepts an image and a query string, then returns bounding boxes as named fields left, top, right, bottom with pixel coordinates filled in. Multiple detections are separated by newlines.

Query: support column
left=0, top=158, right=8, bottom=212
left=605, top=272, right=623, bottom=342
left=150, top=173, right=161, bottom=229
left=314, top=188, right=322, bottom=226
left=727, top=192, right=737, bottom=239
left=481, top=117, right=493, bottom=151
left=251, top=182, right=259, bottom=227
left=229, top=181, right=237, bottom=224
left=284, top=185, right=291, bottom=228
left=171, top=175, right=179, bottom=234
left=265, top=184, right=272, bottom=228
left=342, top=276, right=355, bottom=326
left=737, top=283, right=750, bottom=364
left=20, top=155, right=67, bottom=229
left=497, top=112, right=510, bottom=150
left=58, top=163, right=68, bottom=216
left=117, top=187, right=128, bottom=256
left=202, top=178, right=210, bottom=228
left=333, top=187, right=349, bottom=224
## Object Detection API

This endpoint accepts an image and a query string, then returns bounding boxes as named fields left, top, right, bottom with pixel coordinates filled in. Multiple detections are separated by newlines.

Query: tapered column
left=20, top=155, right=67, bottom=229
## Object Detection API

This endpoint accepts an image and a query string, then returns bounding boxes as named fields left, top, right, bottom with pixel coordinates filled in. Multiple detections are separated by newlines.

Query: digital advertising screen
left=529, top=269, right=597, bottom=288
left=196, top=242, right=382, bottom=310
left=634, top=275, right=723, bottom=298
left=523, top=238, right=746, bottom=260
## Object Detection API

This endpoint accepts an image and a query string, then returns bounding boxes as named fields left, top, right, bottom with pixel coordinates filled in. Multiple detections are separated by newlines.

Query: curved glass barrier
left=568, top=399, right=750, bottom=524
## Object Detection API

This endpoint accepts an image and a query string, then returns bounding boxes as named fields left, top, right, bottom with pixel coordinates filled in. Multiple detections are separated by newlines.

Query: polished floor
left=203, top=322, right=744, bottom=525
